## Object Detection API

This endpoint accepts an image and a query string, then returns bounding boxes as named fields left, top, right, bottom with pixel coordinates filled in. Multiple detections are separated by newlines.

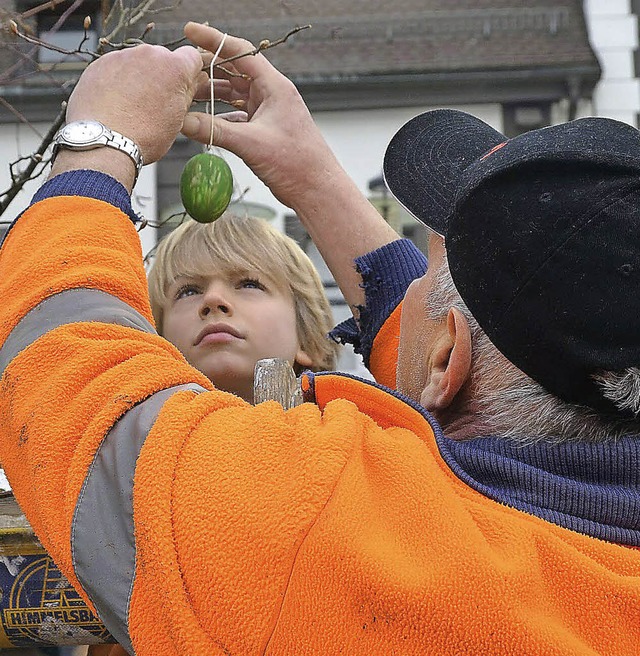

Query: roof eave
left=0, top=63, right=601, bottom=123
left=293, top=64, right=601, bottom=111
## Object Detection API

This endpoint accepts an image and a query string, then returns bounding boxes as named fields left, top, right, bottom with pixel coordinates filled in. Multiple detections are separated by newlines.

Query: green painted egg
left=180, top=152, right=233, bottom=223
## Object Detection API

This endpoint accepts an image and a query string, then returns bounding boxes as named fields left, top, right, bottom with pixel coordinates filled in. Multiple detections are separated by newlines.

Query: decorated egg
left=180, top=152, right=233, bottom=223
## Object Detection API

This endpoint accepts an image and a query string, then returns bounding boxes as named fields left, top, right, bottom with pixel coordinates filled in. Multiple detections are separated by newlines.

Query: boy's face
left=163, top=268, right=312, bottom=403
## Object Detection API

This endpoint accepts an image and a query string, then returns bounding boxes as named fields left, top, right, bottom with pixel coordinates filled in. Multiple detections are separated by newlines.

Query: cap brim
left=383, top=109, right=506, bottom=236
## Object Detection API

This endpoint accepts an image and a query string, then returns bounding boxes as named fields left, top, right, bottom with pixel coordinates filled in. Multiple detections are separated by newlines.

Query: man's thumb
left=181, top=112, right=248, bottom=154
left=181, top=113, right=204, bottom=139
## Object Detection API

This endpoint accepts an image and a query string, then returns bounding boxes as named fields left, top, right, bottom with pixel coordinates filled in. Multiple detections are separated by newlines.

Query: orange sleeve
left=368, top=301, right=402, bottom=388
left=1, top=196, right=639, bottom=656
left=0, top=198, right=213, bottom=604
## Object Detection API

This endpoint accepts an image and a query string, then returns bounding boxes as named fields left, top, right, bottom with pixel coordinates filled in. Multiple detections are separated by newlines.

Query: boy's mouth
left=195, top=323, right=243, bottom=345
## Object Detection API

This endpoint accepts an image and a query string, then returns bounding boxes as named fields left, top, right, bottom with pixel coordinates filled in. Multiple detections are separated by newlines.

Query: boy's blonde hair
left=148, top=213, right=339, bottom=372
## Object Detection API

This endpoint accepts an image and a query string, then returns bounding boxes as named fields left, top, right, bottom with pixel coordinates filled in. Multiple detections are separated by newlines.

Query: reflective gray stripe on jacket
left=0, top=288, right=156, bottom=379
left=0, top=287, right=207, bottom=653
left=72, top=383, right=205, bottom=654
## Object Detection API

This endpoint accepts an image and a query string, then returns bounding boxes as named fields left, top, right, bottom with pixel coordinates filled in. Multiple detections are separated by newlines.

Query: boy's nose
left=200, top=302, right=230, bottom=318
left=199, top=284, right=232, bottom=318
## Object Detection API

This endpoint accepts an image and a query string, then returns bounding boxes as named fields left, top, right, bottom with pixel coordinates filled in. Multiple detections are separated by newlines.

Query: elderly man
left=0, top=22, right=638, bottom=656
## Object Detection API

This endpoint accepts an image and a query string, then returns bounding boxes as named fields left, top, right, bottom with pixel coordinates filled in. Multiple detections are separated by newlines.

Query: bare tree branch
left=21, top=0, right=70, bottom=20
left=0, top=96, right=44, bottom=139
left=0, top=13, right=312, bottom=219
left=102, top=0, right=182, bottom=42
left=9, top=18, right=99, bottom=61
left=0, top=103, right=67, bottom=216
left=53, top=0, right=86, bottom=33
left=213, top=24, right=311, bottom=68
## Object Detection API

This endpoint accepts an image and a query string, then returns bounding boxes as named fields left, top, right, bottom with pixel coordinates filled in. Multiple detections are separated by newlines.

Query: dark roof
left=0, top=0, right=600, bottom=115
left=151, top=0, right=598, bottom=79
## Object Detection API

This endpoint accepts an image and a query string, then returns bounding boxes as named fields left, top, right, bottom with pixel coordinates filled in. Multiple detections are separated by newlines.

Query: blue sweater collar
left=307, top=370, right=640, bottom=547
left=437, top=433, right=640, bottom=547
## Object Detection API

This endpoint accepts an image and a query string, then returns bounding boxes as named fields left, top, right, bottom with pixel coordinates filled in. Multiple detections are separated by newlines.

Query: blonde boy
left=147, top=213, right=339, bottom=403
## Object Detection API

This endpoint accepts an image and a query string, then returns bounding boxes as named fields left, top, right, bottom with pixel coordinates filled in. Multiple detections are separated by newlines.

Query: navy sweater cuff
left=29, top=170, right=141, bottom=223
left=329, top=239, right=427, bottom=367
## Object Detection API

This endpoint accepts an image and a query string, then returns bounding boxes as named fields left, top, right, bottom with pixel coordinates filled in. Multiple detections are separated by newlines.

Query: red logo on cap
left=481, top=141, right=508, bottom=160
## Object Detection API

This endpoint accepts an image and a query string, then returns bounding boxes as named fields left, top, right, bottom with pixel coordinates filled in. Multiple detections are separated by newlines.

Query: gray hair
left=426, top=256, right=640, bottom=442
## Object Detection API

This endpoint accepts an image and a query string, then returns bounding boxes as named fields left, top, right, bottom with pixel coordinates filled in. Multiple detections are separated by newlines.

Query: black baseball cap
left=383, top=109, right=640, bottom=416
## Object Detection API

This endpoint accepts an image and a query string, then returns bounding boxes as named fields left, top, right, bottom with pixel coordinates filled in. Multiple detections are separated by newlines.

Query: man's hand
left=181, top=22, right=399, bottom=315
left=51, top=44, right=205, bottom=189
left=181, top=22, right=341, bottom=212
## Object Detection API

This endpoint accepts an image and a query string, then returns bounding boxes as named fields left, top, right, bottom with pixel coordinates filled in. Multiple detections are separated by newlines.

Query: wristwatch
left=52, top=120, right=144, bottom=184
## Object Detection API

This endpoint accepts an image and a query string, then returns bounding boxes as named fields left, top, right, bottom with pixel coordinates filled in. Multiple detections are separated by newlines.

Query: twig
left=0, top=104, right=66, bottom=216
left=213, top=24, right=311, bottom=68
left=141, top=210, right=188, bottom=264
left=139, top=21, right=154, bottom=40
left=128, top=0, right=158, bottom=26
left=9, top=20, right=99, bottom=61
left=103, top=0, right=122, bottom=33
left=1, top=41, right=73, bottom=93
left=77, top=16, right=94, bottom=51
left=10, top=153, right=43, bottom=183
left=0, top=96, right=44, bottom=140
left=155, top=34, right=188, bottom=48
left=212, top=65, right=246, bottom=79
left=133, top=0, right=183, bottom=21
left=102, top=0, right=182, bottom=43
left=53, top=0, right=85, bottom=34
left=20, top=0, right=69, bottom=20
left=101, top=33, right=189, bottom=50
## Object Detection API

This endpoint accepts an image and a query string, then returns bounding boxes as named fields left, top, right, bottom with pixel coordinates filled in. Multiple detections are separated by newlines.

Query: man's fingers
left=201, top=53, right=244, bottom=79
left=184, top=22, right=265, bottom=78
left=174, top=44, right=204, bottom=79
left=185, top=22, right=253, bottom=56
left=217, top=111, right=249, bottom=123
left=181, top=111, right=249, bottom=154
left=193, top=77, right=238, bottom=101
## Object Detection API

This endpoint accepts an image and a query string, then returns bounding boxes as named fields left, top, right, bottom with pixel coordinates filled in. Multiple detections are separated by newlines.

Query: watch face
left=60, top=120, right=106, bottom=146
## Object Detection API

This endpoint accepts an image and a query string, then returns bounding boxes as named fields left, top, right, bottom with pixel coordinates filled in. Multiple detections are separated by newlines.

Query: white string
left=208, top=33, right=228, bottom=152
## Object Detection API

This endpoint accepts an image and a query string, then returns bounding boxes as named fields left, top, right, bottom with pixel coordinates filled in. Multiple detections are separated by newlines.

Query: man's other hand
left=65, top=44, right=205, bottom=166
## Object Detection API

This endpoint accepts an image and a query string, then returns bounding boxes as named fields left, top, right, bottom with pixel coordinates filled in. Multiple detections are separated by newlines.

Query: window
left=367, top=173, right=428, bottom=255
left=36, top=4, right=99, bottom=68
left=502, top=103, right=551, bottom=138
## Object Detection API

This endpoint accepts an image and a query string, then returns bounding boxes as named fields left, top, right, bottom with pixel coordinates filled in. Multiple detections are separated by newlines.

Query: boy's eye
left=239, top=278, right=266, bottom=291
left=174, top=284, right=201, bottom=300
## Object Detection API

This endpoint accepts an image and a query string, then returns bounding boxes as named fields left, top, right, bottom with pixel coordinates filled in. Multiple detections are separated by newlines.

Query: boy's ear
left=420, top=307, right=472, bottom=411
left=295, top=348, right=313, bottom=369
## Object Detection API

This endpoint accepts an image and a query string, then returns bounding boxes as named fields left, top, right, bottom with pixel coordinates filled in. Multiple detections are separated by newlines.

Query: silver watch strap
left=103, top=131, right=143, bottom=179
left=52, top=122, right=144, bottom=185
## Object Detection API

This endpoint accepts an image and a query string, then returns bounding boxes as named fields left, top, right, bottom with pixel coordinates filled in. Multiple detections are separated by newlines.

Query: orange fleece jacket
left=1, top=196, right=639, bottom=655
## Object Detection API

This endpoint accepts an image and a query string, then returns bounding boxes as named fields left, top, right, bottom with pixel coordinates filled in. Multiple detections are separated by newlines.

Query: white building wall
left=224, top=102, right=502, bottom=231
left=583, top=0, right=640, bottom=124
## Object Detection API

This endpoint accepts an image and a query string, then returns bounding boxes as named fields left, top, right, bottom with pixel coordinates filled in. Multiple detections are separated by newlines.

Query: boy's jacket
left=0, top=189, right=638, bottom=655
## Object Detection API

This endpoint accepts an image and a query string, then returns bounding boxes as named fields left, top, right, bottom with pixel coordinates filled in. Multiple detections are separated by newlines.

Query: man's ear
left=420, top=307, right=472, bottom=411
